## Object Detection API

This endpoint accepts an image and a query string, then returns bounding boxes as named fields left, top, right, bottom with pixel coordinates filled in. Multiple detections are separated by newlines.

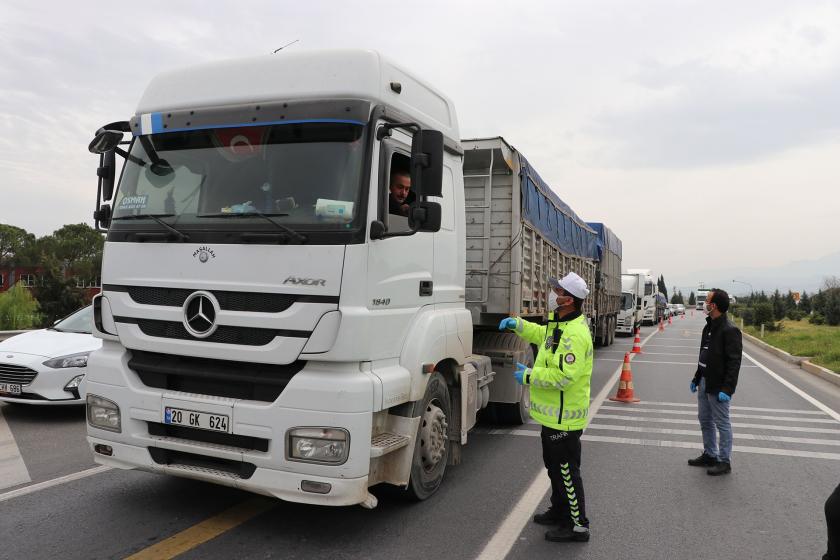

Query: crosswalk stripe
left=587, top=423, right=840, bottom=447
left=598, top=406, right=839, bottom=424
left=594, top=413, right=840, bottom=434
left=582, top=435, right=840, bottom=461
left=638, top=401, right=827, bottom=415
left=599, top=359, right=759, bottom=368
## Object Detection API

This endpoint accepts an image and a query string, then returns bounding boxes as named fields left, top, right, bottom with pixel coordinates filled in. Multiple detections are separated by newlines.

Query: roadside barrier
left=609, top=352, right=641, bottom=403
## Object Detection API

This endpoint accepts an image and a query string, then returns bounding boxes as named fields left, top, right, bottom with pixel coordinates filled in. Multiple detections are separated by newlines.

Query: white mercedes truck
left=85, top=50, right=600, bottom=508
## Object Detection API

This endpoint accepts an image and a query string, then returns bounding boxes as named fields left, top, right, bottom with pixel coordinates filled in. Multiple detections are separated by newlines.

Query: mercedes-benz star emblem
left=183, top=292, right=219, bottom=338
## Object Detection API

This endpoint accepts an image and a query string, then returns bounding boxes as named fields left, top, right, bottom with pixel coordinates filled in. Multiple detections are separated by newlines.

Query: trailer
left=586, top=222, right=622, bottom=346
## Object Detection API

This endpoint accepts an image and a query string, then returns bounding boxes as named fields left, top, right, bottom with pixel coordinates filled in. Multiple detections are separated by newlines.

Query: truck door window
left=383, top=150, right=413, bottom=232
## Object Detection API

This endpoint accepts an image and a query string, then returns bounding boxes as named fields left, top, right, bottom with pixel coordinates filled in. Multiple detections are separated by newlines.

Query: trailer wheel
left=406, top=372, right=451, bottom=501
left=608, top=317, right=615, bottom=345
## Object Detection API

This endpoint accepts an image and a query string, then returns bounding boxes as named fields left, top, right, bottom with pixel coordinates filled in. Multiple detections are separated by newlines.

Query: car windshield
left=111, top=122, right=366, bottom=230
left=53, top=306, right=93, bottom=334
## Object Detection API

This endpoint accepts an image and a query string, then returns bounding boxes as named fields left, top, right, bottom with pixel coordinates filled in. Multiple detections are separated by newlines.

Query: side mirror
left=94, top=204, right=112, bottom=230
left=410, top=130, right=443, bottom=198
left=408, top=201, right=442, bottom=232
left=98, top=150, right=116, bottom=201
left=88, top=130, right=124, bottom=154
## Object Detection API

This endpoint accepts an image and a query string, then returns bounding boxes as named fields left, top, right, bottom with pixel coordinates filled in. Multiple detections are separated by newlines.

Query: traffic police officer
left=499, top=272, right=593, bottom=542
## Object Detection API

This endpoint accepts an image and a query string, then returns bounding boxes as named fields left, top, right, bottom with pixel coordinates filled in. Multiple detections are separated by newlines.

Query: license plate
left=164, top=406, right=230, bottom=433
left=0, top=383, right=21, bottom=395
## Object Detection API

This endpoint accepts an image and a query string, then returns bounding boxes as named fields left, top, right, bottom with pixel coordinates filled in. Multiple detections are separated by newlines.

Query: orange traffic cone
left=668, top=315, right=672, bottom=325
left=681, top=313, right=685, bottom=320
left=609, top=353, right=641, bottom=403
left=658, top=318, right=664, bottom=332
left=631, top=330, right=642, bottom=353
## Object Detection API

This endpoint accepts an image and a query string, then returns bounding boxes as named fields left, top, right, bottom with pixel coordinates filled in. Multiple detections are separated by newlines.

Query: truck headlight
left=43, top=352, right=90, bottom=369
left=287, top=427, right=349, bottom=465
left=87, top=394, right=121, bottom=432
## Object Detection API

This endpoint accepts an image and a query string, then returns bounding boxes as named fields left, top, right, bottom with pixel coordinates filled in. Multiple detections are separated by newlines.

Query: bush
left=765, top=320, right=784, bottom=332
left=786, top=309, right=805, bottom=321
left=740, top=307, right=755, bottom=326
left=810, top=313, right=826, bottom=325
left=0, top=285, right=41, bottom=329
left=753, top=302, right=774, bottom=327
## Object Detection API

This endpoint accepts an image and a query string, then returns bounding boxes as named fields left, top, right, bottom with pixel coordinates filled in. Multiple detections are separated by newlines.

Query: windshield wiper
left=198, top=212, right=308, bottom=244
left=112, top=213, right=190, bottom=242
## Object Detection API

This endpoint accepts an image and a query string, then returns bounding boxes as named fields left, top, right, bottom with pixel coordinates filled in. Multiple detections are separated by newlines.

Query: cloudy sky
left=2, top=0, right=838, bottom=291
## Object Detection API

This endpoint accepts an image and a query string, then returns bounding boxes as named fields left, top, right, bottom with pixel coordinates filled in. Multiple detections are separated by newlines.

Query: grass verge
left=738, top=319, right=840, bottom=373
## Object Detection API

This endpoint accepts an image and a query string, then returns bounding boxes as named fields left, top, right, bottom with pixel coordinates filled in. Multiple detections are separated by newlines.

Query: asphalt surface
left=1, top=312, right=838, bottom=559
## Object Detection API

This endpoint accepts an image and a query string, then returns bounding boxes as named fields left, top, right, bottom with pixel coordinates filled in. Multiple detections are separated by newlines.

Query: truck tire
left=405, top=372, right=451, bottom=501
left=608, top=317, right=615, bottom=345
left=599, top=318, right=609, bottom=347
left=473, top=331, right=534, bottom=425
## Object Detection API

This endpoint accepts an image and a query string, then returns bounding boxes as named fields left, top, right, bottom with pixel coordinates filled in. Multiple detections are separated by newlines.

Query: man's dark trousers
left=541, top=425, right=589, bottom=528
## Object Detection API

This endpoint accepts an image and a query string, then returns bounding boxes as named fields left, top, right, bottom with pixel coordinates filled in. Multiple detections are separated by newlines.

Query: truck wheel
left=608, top=318, right=615, bottom=345
left=406, top=372, right=451, bottom=501
left=600, top=319, right=609, bottom=347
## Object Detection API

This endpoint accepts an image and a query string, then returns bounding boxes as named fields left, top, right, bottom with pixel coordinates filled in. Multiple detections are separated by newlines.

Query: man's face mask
left=704, top=301, right=714, bottom=315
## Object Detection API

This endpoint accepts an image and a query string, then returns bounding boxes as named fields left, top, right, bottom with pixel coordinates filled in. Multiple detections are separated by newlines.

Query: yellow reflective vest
left=512, top=312, right=593, bottom=431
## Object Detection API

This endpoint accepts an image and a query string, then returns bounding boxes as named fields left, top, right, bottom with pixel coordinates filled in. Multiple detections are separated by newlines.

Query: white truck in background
left=626, top=268, right=660, bottom=326
left=84, top=50, right=611, bottom=508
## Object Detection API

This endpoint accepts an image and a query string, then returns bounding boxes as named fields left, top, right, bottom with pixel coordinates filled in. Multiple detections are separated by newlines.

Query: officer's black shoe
left=545, top=525, right=590, bottom=542
left=687, top=453, right=717, bottom=467
left=707, top=461, right=732, bottom=476
left=533, top=509, right=564, bottom=525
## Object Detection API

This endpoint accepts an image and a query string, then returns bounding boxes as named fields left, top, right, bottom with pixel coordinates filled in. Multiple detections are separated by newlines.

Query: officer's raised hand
left=513, top=362, right=529, bottom=385
left=498, top=317, right=517, bottom=331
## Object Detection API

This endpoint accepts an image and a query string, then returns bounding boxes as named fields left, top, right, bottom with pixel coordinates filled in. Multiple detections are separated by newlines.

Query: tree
left=0, top=224, right=37, bottom=267
left=657, top=275, right=668, bottom=301
left=784, top=291, right=797, bottom=314
left=771, top=289, right=785, bottom=320
left=753, top=302, right=774, bottom=327
left=32, top=264, right=84, bottom=326
left=0, top=284, right=40, bottom=329
left=40, top=224, right=104, bottom=281
left=688, top=291, right=696, bottom=306
left=800, top=291, right=811, bottom=314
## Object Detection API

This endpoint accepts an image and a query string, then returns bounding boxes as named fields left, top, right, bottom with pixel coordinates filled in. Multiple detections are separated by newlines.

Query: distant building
left=0, top=266, right=100, bottom=303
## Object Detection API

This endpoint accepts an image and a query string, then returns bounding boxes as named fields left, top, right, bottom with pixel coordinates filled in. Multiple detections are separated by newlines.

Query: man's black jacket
left=692, top=313, right=742, bottom=395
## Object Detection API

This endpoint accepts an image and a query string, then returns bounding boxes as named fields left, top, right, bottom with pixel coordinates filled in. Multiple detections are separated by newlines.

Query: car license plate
left=0, top=383, right=22, bottom=395
left=164, top=406, right=230, bottom=433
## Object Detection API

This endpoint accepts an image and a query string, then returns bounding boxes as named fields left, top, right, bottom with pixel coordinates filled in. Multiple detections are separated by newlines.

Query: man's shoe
left=707, top=461, right=732, bottom=476
left=687, top=453, right=717, bottom=467
left=545, top=525, right=590, bottom=542
left=533, top=509, right=564, bottom=525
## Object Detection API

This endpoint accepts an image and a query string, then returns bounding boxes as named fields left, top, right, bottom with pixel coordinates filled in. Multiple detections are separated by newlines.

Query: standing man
left=688, top=288, right=742, bottom=475
left=499, top=272, right=594, bottom=542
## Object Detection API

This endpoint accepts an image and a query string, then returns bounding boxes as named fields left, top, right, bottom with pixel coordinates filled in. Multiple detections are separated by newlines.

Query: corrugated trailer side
left=587, top=222, right=623, bottom=346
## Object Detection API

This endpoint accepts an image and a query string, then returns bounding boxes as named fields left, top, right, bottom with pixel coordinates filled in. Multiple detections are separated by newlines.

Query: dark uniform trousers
left=826, top=482, right=840, bottom=560
left=541, top=425, right=589, bottom=528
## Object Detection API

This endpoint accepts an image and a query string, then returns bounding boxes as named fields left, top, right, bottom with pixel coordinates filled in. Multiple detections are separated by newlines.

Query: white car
left=0, top=305, right=101, bottom=405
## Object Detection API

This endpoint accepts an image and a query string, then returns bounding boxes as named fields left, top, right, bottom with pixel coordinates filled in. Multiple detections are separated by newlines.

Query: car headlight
left=287, top=427, right=349, bottom=464
left=87, top=394, right=121, bottom=432
left=43, top=352, right=91, bottom=369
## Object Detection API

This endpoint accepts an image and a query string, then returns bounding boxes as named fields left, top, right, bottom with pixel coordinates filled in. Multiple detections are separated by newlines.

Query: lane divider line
left=597, top=406, right=839, bottom=424
left=0, top=465, right=109, bottom=503
left=124, top=497, right=276, bottom=560
left=474, top=327, right=659, bottom=560
left=0, top=408, right=31, bottom=491
left=639, top=401, right=826, bottom=414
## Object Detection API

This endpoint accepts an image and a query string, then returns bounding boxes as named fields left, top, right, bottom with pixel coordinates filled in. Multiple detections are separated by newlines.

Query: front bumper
left=0, top=362, right=85, bottom=405
left=85, top=344, right=378, bottom=506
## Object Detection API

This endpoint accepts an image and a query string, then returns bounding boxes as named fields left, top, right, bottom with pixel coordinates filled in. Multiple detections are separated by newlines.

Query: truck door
left=366, top=133, right=435, bottom=358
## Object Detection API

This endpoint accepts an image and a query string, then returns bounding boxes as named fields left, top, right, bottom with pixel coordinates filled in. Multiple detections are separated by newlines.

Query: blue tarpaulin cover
left=586, top=222, right=623, bottom=262
left=517, top=153, right=598, bottom=260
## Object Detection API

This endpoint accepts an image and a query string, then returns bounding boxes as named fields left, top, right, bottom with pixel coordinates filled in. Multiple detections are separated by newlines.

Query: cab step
left=370, top=432, right=410, bottom=458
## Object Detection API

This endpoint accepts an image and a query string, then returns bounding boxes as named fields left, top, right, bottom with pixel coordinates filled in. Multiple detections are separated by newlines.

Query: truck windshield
left=111, top=122, right=366, bottom=232
left=621, top=293, right=634, bottom=310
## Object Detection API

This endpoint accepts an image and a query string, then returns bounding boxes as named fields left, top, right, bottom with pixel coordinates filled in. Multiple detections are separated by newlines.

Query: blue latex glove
left=690, top=381, right=697, bottom=393
left=513, top=362, right=528, bottom=385
left=718, top=391, right=731, bottom=402
left=498, top=317, right=517, bottom=331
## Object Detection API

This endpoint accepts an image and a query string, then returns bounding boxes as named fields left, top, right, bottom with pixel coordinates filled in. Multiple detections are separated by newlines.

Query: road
left=1, top=312, right=837, bottom=559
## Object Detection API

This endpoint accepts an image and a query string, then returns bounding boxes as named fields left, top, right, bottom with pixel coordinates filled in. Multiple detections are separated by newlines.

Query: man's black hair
left=710, top=288, right=730, bottom=313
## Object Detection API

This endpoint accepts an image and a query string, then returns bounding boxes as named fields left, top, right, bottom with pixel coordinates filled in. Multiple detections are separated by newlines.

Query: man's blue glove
left=690, top=381, right=697, bottom=393
left=718, top=391, right=731, bottom=402
left=498, top=317, right=517, bottom=331
left=513, top=362, right=529, bottom=385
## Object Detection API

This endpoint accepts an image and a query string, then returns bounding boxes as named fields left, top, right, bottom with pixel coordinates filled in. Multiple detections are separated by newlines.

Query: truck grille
left=147, top=422, right=270, bottom=452
left=104, top=284, right=338, bottom=313
left=131, top=318, right=306, bottom=346
left=0, top=364, right=38, bottom=385
left=128, top=350, right=304, bottom=402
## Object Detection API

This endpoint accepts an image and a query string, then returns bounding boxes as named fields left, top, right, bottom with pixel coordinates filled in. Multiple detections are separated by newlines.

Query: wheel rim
left=419, top=401, right=448, bottom=472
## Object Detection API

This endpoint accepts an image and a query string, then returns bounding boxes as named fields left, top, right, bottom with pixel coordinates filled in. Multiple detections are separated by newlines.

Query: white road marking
left=599, top=358, right=759, bottom=368
left=640, top=401, right=827, bottom=415
left=474, top=326, right=659, bottom=560
left=598, top=405, right=839, bottom=424
left=743, top=351, right=840, bottom=423
left=587, top=423, right=840, bottom=447
left=0, top=408, right=30, bottom=491
left=643, top=344, right=702, bottom=349
left=599, top=351, right=698, bottom=357
left=0, top=465, right=111, bottom=503
left=594, top=413, right=840, bottom=434
left=582, top=435, right=840, bottom=461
